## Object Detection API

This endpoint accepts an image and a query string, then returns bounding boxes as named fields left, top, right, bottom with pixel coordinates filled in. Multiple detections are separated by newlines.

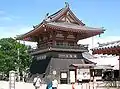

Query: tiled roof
left=50, top=57, right=95, bottom=69
left=47, top=22, right=103, bottom=32
left=17, top=3, right=104, bottom=41
left=45, top=22, right=104, bottom=39
left=82, top=52, right=95, bottom=59
left=48, top=2, right=69, bottom=19
left=47, top=8, right=63, bottom=18
left=71, top=64, right=95, bottom=68
left=45, top=3, right=85, bottom=26
left=93, top=40, right=120, bottom=50
left=89, top=55, right=119, bottom=69
left=45, top=8, right=65, bottom=22
left=51, top=58, right=85, bottom=69
left=93, top=65, right=113, bottom=69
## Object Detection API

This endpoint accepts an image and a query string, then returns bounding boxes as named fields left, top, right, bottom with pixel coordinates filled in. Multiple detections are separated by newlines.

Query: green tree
left=0, top=38, right=32, bottom=76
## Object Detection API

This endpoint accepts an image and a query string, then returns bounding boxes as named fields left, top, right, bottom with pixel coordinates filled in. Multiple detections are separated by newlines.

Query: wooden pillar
left=51, top=31, right=56, bottom=46
left=75, top=66, right=78, bottom=83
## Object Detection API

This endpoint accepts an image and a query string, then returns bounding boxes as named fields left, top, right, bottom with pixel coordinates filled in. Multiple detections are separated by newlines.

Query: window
left=56, top=41, right=63, bottom=45
left=68, top=42, right=74, bottom=46
left=73, top=54, right=77, bottom=58
left=69, top=54, right=73, bottom=58
left=94, top=69, right=102, bottom=76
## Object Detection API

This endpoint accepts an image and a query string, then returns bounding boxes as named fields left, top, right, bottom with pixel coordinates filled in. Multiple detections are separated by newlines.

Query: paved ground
left=0, top=81, right=118, bottom=89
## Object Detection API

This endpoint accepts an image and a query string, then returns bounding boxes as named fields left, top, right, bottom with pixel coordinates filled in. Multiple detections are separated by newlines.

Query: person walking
left=33, top=75, right=41, bottom=89
left=52, top=79, right=58, bottom=89
left=46, top=81, right=52, bottom=89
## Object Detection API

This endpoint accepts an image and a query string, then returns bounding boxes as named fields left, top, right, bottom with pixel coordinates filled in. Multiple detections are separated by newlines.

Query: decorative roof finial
left=33, top=25, right=35, bottom=28
left=65, top=2, right=69, bottom=7
left=44, top=13, right=49, bottom=20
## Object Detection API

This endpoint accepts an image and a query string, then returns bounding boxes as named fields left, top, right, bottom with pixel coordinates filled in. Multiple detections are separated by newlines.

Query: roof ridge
left=45, top=3, right=69, bottom=22
left=98, top=40, right=120, bottom=47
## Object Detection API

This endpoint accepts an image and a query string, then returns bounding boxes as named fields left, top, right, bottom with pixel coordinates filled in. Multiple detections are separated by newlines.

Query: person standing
left=52, top=79, right=58, bottom=89
left=33, top=75, right=41, bottom=89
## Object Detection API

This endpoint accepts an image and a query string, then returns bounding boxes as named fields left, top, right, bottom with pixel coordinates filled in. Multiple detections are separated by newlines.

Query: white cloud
left=19, top=40, right=37, bottom=48
left=14, top=26, right=33, bottom=37
left=0, top=15, right=21, bottom=22
left=0, top=10, right=21, bottom=22
left=0, top=10, right=12, bottom=21
left=0, top=26, right=37, bottom=48
left=17, top=27, right=37, bottom=48
left=0, top=26, right=32, bottom=38
left=0, top=16, right=12, bottom=21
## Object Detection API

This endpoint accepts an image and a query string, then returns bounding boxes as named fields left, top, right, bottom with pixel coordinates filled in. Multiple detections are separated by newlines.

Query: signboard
left=9, top=71, right=15, bottom=89
left=61, top=72, right=67, bottom=78
left=70, top=71, right=75, bottom=83
left=77, top=69, right=90, bottom=80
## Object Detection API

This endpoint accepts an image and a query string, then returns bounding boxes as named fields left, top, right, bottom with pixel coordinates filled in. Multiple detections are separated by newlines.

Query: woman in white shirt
left=33, top=75, right=41, bottom=89
left=52, top=79, right=58, bottom=89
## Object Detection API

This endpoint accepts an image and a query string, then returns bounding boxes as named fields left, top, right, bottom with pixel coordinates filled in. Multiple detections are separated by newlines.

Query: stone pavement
left=0, top=81, right=88, bottom=89
left=0, top=81, right=118, bottom=89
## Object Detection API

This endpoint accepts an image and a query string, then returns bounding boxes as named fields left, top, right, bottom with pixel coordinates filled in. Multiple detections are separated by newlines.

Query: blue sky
left=0, top=0, right=120, bottom=40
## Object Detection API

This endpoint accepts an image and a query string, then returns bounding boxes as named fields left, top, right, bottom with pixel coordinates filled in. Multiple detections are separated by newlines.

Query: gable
left=55, top=10, right=83, bottom=25
left=46, top=4, right=85, bottom=26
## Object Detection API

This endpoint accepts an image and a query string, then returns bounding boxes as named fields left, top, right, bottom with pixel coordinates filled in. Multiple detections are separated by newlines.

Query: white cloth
left=33, top=77, right=41, bottom=87
left=52, top=79, right=58, bottom=87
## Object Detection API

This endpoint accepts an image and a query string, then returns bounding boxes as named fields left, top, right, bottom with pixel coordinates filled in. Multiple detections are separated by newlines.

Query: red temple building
left=17, top=3, right=104, bottom=83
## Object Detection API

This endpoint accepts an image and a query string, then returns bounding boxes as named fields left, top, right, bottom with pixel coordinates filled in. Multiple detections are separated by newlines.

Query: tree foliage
left=0, top=38, right=32, bottom=75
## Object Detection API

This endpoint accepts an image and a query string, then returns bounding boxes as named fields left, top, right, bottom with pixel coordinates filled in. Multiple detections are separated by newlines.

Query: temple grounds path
left=0, top=81, right=118, bottom=89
